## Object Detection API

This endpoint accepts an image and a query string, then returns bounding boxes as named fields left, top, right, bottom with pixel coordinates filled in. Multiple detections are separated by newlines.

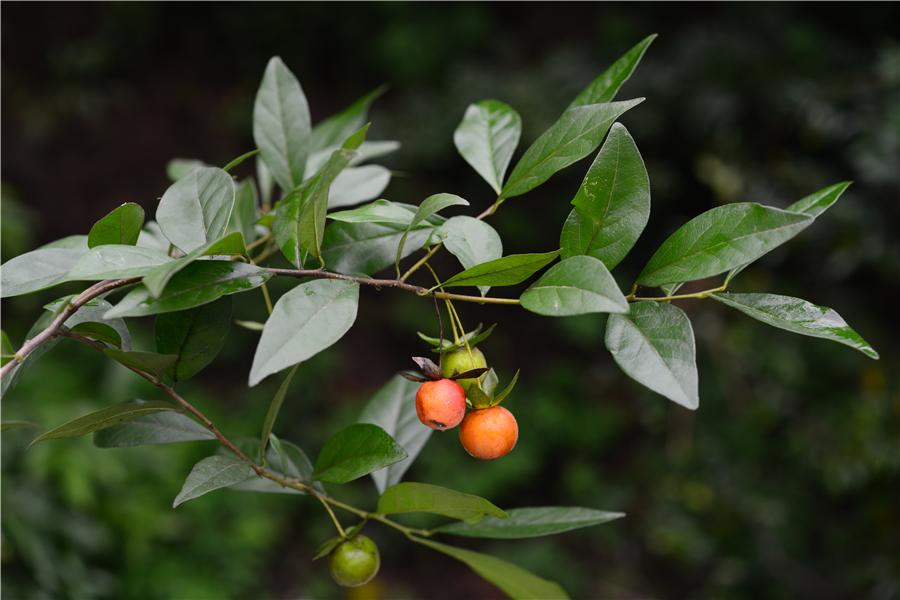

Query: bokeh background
left=2, top=3, right=899, bottom=599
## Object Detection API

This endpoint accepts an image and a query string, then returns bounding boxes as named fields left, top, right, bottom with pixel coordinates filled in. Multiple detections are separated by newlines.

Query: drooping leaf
left=637, top=203, right=813, bottom=287
left=94, top=411, right=215, bottom=447
left=605, top=301, right=698, bottom=409
left=358, top=375, right=431, bottom=493
left=314, top=423, right=407, bottom=484
left=0, top=247, right=88, bottom=298
left=559, top=123, right=650, bottom=270
left=173, top=454, right=256, bottom=507
left=66, top=245, right=173, bottom=280
left=378, top=482, right=506, bottom=522
left=436, top=216, right=502, bottom=296
left=142, top=232, right=246, bottom=298
left=568, top=34, right=657, bottom=108
left=411, top=537, right=569, bottom=600
left=309, top=85, right=386, bottom=153
left=436, top=506, right=625, bottom=539
left=228, top=179, right=259, bottom=245
left=155, top=297, right=233, bottom=381
left=322, top=221, right=437, bottom=276
left=520, top=255, right=628, bottom=316
left=712, top=292, right=878, bottom=359
left=260, top=365, right=299, bottom=458
left=501, top=99, right=644, bottom=199
left=30, top=400, right=177, bottom=445
left=453, top=100, right=522, bottom=194
left=230, top=436, right=320, bottom=495
left=328, top=199, right=416, bottom=226
left=441, top=251, right=559, bottom=289
left=107, top=261, right=270, bottom=318
left=102, top=349, right=178, bottom=380
left=249, top=279, right=359, bottom=386
left=156, top=166, right=235, bottom=253
left=87, top=203, right=145, bottom=248
left=253, top=56, right=311, bottom=192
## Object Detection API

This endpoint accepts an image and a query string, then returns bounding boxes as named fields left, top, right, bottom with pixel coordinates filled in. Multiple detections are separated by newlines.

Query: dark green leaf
left=67, top=245, right=173, bottom=280
left=453, top=100, right=522, bottom=194
left=94, top=411, right=215, bottom=447
left=260, top=365, right=299, bottom=458
left=155, top=298, right=233, bottom=381
left=142, top=232, right=246, bottom=298
left=249, top=279, right=359, bottom=386
left=106, top=261, right=271, bottom=318
left=1, top=330, right=15, bottom=367
left=30, top=400, right=177, bottom=445
left=358, top=376, right=432, bottom=493
left=637, top=203, right=813, bottom=287
left=436, top=506, right=625, bottom=539
left=156, top=167, right=236, bottom=252
left=314, top=423, right=407, bottom=484
left=520, top=255, right=628, bottom=316
left=605, top=301, right=698, bottom=409
left=45, top=297, right=132, bottom=351
left=712, top=292, right=878, bottom=359
left=378, top=482, right=506, bottom=522
left=313, top=536, right=343, bottom=560
left=173, top=454, right=256, bottom=507
left=253, top=56, right=311, bottom=191
left=87, top=203, right=145, bottom=248
left=568, top=34, right=657, bottom=108
left=502, top=99, right=644, bottom=199
left=69, top=322, right=122, bottom=348
left=309, top=86, right=386, bottom=154
left=441, top=251, right=559, bottom=289
left=559, top=123, right=650, bottom=270
left=0, top=247, right=87, bottom=298
left=102, top=349, right=178, bottom=379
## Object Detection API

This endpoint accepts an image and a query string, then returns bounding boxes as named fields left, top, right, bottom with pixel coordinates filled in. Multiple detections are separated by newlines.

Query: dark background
left=2, top=3, right=898, bottom=599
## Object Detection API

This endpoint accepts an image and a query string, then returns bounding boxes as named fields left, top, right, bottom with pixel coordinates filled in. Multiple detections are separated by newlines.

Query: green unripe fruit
left=329, top=535, right=380, bottom=588
left=441, top=347, right=487, bottom=394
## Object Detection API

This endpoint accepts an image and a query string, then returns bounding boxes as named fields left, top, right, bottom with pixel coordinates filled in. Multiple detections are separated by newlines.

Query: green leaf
left=378, top=482, right=506, bottom=522
left=228, top=180, right=259, bottom=244
left=68, top=322, right=122, bottom=348
left=323, top=221, right=437, bottom=276
left=156, top=167, right=236, bottom=252
left=453, top=100, right=522, bottom=194
left=44, top=296, right=132, bottom=351
left=230, top=437, right=319, bottom=495
left=568, top=34, right=657, bottom=108
left=313, top=537, right=343, bottom=560
left=1, top=420, right=38, bottom=432
left=94, top=411, right=215, bottom=447
left=87, top=203, right=145, bottom=248
left=491, top=369, right=520, bottom=406
left=637, top=203, right=813, bottom=287
left=520, top=255, right=628, bottom=316
left=66, top=245, right=173, bottom=280
left=102, top=348, right=178, bottom=379
left=436, top=506, right=625, bottom=539
left=107, top=262, right=270, bottom=318
left=559, top=123, right=650, bottom=270
left=502, top=99, right=644, bottom=199
left=253, top=56, right=311, bottom=191
left=396, top=194, right=469, bottom=271
left=166, top=158, right=206, bottom=181
left=256, top=157, right=274, bottom=209
left=1, top=330, right=15, bottom=367
left=328, top=165, right=392, bottom=209
left=0, top=247, right=88, bottom=298
left=309, top=86, right=386, bottom=154
left=222, top=149, right=260, bottom=173
left=314, top=423, right=407, bottom=484
left=173, top=454, right=256, bottom=507
left=142, top=232, right=246, bottom=299
left=309, top=141, right=399, bottom=174
left=422, top=323, right=497, bottom=354
left=137, top=221, right=171, bottom=251
left=605, top=301, right=698, bottom=409
left=441, top=251, right=559, bottom=289
left=358, top=375, right=432, bottom=494
left=235, top=320, right=265, bottom=332
left=249, top=279, right=359, bottom=386
left=260, top=365, right=299, bottom=459
left=411, top=537, right=569, bottom=600
left=30, top=400, right=177, bottom=445
left=2, top=312, right=58, bottom=398
left=436, top=216, right=502, bottom=296
left=155, top=298, right=232, bottom=381
left=328, top=199, right=416, bottom=226
left=712, top=292, right=878, bottom=359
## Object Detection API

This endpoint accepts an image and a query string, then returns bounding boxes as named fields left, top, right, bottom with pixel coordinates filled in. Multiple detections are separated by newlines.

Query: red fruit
left=459, top=406, right=518, bottom=460
left=415, top=379, right=466, bottom=430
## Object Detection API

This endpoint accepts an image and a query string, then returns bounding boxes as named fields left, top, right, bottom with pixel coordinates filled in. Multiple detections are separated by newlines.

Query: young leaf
left=396, top=194, right=469, bottom=273
left=309, top=85, right=386, bottom=153
left=436, top=506, right=625, bottom=539
left=102, top=349, right=178, bottom=380
left=378, top=482, right=507, bottom=522
left=87, top=203, right=145, bottom=248
left=155, top=297, right=233, bottom=381
left=323, top=221, right=437, bottom=276
left=106, top=262, right=270, bottom=318
left=637, top=203, right=813, bottom=287
left=436, top=216, right=503, bottom=296
left=173, top=454, right=256, bottom=507
left=453, top=100, right=522, bottom=194
left=520, top=255, right=628, bottom=316
left=568, top=34, right=657, bottom=108
left=94, top=411, right=216, bottom=447
left=249, top=279, right=359, bottom=386
left=259, top=365, right=299, bottom=458
left=314, top=423, right=407, bottom=484
left=501, top=99, right=644, bottom=199
left=0, top=247, right=87, bottom=298
left=411, top=537, right=569, bottom=600
left=440, top=251, right=559, bottom=289
left=605, top=301, right=698, bottom=409
left=358, top=375, right=432, bottom=493
left=228, top=179, right=259, bottom=245
left=30, top=400, right=177, bottom=445
left=156, top=166, right=236, bottom=252
left=66, top=245, right=173, bottom=280
left=327, top=165, right=392, bottom=209
left=712, top=292, right=878, bottom=359
left=559, top=123, right=650, bottom=270
left=253, top=56, right=311, bottom=192
left=142, top=232, right=246, bottom=298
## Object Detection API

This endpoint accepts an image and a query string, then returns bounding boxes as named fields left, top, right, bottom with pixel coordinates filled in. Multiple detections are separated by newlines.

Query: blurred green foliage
left=2, top=3, right=898, bottom=599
